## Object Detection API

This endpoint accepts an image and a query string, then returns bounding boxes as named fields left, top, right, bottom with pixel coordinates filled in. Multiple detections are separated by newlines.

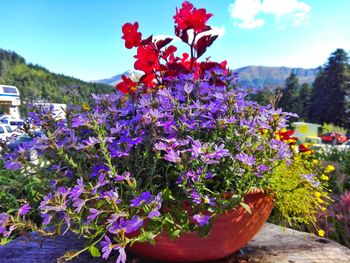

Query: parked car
left=7, top=131, right=44, bottom=161
left=0, top=116, right=24, bottom=131
left=0, top=124, right=13, bottom=140
left=319, top=132, right=347, bottom=144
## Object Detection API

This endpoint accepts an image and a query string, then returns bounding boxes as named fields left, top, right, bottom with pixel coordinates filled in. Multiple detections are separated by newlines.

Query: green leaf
left=169, top=229, right=181, bottom=240
left=240, top=202, right=252, bottom=214
left=197, top=223, right=211, bottom=238
left=89, top=246, right=101, bottom=257
left=162, top=188, right=171, bottom=200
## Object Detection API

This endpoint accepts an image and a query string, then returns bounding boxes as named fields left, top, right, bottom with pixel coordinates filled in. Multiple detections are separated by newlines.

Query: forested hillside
left=0, top=49, right=114, bottom=114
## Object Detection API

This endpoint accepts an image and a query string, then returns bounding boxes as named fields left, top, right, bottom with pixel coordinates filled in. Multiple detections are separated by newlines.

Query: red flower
left=190, top=8, right=212, bottom=33
left=141, top=73, right=156, bottom=88
left=276, top=130, right=297, bottom=144
left=174, top=1, right=212, bottom=33
left=134, top=45, right=160, bottom=74
left=299, top=144, right=313, bottom=154
left=116, top=75, right=137, bottom=94
left=161, top=45, right=177, bottom=62
left=174, top=1, right=193, bottom=30
left=122, top=22, right=142, bottom=49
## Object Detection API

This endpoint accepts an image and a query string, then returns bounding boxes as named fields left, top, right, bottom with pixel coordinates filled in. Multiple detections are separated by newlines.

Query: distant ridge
left=95, top=66, right=319, bottom=89
left=235, top=66, right=318, bottom=89
left=93, top=70, right=143, bottom=87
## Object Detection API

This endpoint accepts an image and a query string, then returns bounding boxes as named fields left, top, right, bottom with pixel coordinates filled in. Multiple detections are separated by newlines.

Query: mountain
left=0, top=49, right=114, bottom=115
left=96, top=66, right=319, bottom=89
left=93, top=70, right=143, bottom=87
left=235, top=66, right=318, bottom=89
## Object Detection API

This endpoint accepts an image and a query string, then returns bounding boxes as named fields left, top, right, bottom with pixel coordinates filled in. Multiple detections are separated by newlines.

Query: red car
left=320, top=132, right=348, bottom=144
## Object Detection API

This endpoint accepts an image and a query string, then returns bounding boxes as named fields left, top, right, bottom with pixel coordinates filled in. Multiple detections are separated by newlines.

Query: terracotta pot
left=128, top=191, right=274, bottom=262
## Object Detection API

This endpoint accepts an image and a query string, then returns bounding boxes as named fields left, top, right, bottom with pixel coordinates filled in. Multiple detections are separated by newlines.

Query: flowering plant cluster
left=0, top=2, right=330, bottom=262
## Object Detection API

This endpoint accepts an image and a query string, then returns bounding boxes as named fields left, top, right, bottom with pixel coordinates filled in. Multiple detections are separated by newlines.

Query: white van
left=0, top=115, right=24, bottom=131
left=0, top=124, right=13, bottom=140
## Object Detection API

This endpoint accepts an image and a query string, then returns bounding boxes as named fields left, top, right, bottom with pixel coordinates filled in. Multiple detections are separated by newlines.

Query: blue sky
left=1, top=0, right=349, bottom=81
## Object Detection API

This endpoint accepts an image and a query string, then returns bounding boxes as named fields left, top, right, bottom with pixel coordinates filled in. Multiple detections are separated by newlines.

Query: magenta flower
left=19, top=204, right=31, bottom=216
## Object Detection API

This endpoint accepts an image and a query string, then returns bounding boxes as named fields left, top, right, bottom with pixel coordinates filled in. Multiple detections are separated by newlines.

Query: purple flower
left=101, top=235, right=114, bottom=259
left=108, top=216, right=144, bottom=235
left=3, top=160, right=22, bottom=171
left=190, top=190, right=202, bottom=204
left=148, top=192, right=162, bottom=219
left=19, top=204, right=31, bottom=216
left=184, top=83, right=193, bottom=94
left=76, top=137, right=100, bottom=150
left=101, top=234, right=126, bottom=263
left=302, top=174, right=320, bottom=187
left=71, top=114, right=90, bottom=128
left=114, top=171, right=133, bottom=184
left=236, top=153, right=256, bottom=166
left=41, top=213, right=53, bottom=225
left=191, top=140, right=202, bottom=158
left=72, top=197, right=86, bottom=213
left=102, top=190, right=121, bottom=204
left=203, top=196, right=216, bottom=206
left=257, top=164, right=270, bottom=177
left=164, top=149, right=181, bottom=163
left=193, top=213, right=211, bottom=226
left=87, top=208, right=101, bottom=222
left=125, top=215, right=144, bottom=233
left=91, top=174, right=108, bottom=195
left=0, top=213, right=10, bottom=234
left=258, top=165, right=269, bottom=171
left=154, top=141, right=168, bottom=151
left=70, top=178, right=85, bottom=199
left=90, top=164, right=110, bottom=178
left=130, top=191, right=152, bottom=207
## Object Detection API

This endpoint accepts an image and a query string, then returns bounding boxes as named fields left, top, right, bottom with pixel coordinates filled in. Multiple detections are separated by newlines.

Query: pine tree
left=298, top=83, right=312, bottom=121
left=310, top=49, right=350, bottom=127
left=278, top=73, right=302, bottom=117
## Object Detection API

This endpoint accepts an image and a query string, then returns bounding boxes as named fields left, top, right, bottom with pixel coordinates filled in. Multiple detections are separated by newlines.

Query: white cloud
left=229, top=0, right=311, bottom=29
left=206, top=26, right=226, bottom=39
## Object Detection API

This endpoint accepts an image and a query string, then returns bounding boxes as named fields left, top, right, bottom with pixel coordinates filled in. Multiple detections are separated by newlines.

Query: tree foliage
left=310, top=49, right=350, bottom=128
left=278, top=73, right=302, bottom=121
left=0, top=48, right=114, bottom=116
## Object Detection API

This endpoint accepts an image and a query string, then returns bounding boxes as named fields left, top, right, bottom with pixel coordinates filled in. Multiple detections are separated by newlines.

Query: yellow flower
left=320, top=174, right=329, bottom=181
left=82, top=103, right=90, bottom=111
left=324, top=165, right=335, bottom=173
left=317, top=198, right=324, bottom=204
left=318, top=229, right=325, bottom=237
left=321, top=207, right=327, bottom=211
left=312, top=159, right=319, bottom=164
left=314, top=192, right=321, bottom=198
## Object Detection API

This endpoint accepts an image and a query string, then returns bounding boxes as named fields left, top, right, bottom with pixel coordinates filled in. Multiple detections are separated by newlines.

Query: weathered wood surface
left=1, top=223, right=350, bottom=263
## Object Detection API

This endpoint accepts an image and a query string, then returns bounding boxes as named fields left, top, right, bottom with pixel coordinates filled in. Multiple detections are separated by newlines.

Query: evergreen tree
left=298, top=83, right=312, bottom=121
left=249, top=87, right=274, bottom=105
left=310, top=49, right=350, bottom=127
left=0, top=48, right=114, bottom=116
left=278, top=73, right=302, bottom=117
